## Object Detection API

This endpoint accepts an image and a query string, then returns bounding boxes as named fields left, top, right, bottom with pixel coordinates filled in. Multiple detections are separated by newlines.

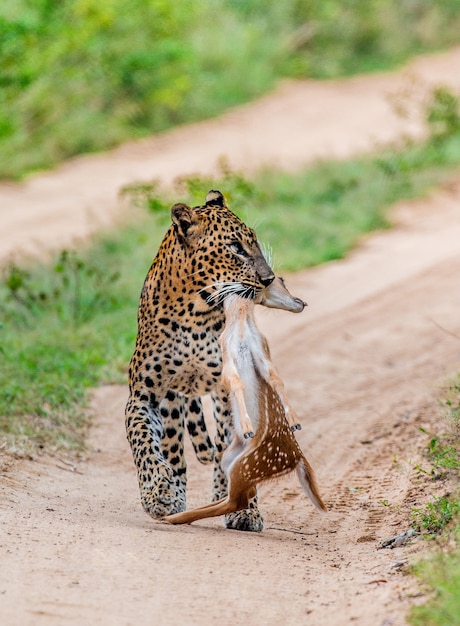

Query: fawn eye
left=229, top=241, right=248, bottom=257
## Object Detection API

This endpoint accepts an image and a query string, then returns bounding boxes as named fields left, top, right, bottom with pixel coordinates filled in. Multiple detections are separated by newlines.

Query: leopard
left=125, top=189, right=280, bottom=532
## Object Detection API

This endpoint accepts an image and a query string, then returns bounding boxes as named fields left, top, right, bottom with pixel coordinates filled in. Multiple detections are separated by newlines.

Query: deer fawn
left=164, top=277, right=326, bottom=525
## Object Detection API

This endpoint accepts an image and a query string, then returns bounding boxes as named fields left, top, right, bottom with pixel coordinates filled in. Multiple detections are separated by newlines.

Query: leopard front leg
left=211, top=387, right=264, bottom=532
left=159, top=390, right=190, bottom=513
left=185, top=397, right=215, bottom=464
left=125, top=390, right=184, bottom=518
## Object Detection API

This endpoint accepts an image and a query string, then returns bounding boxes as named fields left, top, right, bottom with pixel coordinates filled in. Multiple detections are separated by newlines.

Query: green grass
left=1, top=89, right=460, bottom=451
left=2, top=0, right=460, bottom=179
left=408, top=377, right=460, bottom=625
left=413, top=497, right=460, bottom=536
left=409, top=527, right=460, bottom=626
left=411, top=376, right=460, bottom=537
left=0, top=227, right=161, bottom=450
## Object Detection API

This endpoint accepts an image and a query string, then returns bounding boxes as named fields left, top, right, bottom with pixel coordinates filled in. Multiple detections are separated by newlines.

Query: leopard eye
left=229, top=241, right=248, bottom=257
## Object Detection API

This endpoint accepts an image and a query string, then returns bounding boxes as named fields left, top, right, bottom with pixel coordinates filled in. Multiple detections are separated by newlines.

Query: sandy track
left=1, top=48, right=460, bottom=625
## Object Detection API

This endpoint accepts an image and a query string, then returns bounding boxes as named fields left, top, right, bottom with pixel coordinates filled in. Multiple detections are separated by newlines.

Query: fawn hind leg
left=163, top=496, right=233, bottom=525
left=253, top=338, right=302, bottom=431
left=266, top=367, right=302, bottom=431
left=164, top=491, right=250, bottom=525
left=164, top=468, right=256, bottom=525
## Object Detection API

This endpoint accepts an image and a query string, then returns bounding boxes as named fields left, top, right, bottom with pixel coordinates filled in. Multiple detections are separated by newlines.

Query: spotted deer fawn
left=164, top=277, right=326, bottom=525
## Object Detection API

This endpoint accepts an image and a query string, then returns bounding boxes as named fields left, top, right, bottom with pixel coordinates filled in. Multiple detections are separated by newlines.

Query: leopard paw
left=141, top=474, right=186, bottom=518
left=224, top=508, right=264, bottom=532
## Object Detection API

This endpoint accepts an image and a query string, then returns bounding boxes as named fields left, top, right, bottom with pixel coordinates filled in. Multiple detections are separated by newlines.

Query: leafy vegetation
left=0, top=223, right=169, bottom=450
left=411, top=376, right=460, bottom=537
left=409, top=535, right=460, bottom=626
left=2, top=0, right=460, bottom=178
left=412, top=497, right=460, bottom=535
left=408, top=378, right=460, bottom=625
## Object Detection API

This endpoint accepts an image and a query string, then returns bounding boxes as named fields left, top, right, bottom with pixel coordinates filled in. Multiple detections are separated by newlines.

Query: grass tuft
left=412, top=497, right=460, bottom=536
left=408, top=375, right=460, bottom=624
left=409, top=527, right=460, bottom=626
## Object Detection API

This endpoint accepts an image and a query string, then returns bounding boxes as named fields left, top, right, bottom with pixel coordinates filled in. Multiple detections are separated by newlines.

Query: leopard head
left=171, top=190, right=275, bottom=307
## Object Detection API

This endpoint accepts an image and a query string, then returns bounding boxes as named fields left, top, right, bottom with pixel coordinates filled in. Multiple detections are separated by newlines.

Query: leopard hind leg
left=125, top=392, right=182, bottom=518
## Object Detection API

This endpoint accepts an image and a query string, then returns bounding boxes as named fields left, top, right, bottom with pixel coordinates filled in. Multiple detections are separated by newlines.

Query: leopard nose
left=260, top=275, right=275, bottom=287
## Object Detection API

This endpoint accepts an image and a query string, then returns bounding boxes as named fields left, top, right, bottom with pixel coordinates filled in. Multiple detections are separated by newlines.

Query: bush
left=2, top=0, right=460, bottom=178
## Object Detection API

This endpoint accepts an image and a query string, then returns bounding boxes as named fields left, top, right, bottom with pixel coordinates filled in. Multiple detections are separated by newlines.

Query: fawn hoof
left=141, top=474, right=185, bottom=519
left=291, top=424, right=302, bottom=431
left=224, top=508, right=264, bottom=532
left=243, top=431, right=255, bottom=439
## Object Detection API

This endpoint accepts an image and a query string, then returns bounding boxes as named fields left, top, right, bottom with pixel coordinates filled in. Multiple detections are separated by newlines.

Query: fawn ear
left=171, top=203, right=196, bottom=239
left=205, top=189, right=227, bottom=208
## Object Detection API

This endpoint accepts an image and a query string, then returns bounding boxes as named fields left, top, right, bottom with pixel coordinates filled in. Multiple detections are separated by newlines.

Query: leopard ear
left=171, top=203, right=195, bottom=238
left=205, top=189, right=227, bottom=208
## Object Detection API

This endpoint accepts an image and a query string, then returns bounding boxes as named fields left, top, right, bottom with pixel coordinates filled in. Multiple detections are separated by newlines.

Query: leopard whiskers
left=204, top=283, right=243, bottom=305
left=201, top=282, right=254, bottom=305
left=261, top=242, right=274, bottom=268
left=241, top=284, right=256, bottom=300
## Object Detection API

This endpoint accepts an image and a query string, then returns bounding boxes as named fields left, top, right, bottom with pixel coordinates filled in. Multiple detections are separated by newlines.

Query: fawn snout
left=256, top=276, right=306, bottom=313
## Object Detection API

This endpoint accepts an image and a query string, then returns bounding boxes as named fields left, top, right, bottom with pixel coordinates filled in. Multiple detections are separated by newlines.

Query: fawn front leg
left=211, top=387, right=264, bottom=532
left=227, top=373, right=255, bottom=439
left=221, top=347, right=255, bottom=438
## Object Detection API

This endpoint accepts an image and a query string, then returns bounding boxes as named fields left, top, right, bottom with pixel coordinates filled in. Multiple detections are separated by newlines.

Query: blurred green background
left=2, top=0, right=460, bottom=179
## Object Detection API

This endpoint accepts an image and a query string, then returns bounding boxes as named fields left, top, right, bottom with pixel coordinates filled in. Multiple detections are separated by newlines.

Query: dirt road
left=2, top=48, right=460, bottom=625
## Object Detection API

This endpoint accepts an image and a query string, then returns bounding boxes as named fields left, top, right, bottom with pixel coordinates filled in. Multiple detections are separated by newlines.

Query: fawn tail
left=296, top=457, right=327, bottom=512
